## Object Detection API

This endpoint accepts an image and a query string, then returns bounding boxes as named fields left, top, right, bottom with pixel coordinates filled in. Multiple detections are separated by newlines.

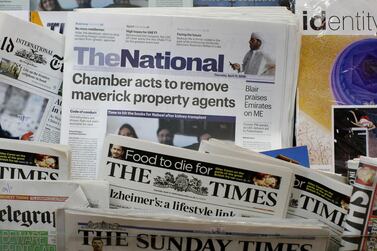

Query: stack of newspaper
left=0, top=13, right=64, bottom=144
left=100, top=134, right=293, bottom=218
left=199, top=139, right=352, bottom=249
left=57, top=208, right=330, bottom=250
left=60, top=7, right=301, bottom=180
left=99, top=134, right=354, bottom=249
left=0, top=8, right=345, bottom=251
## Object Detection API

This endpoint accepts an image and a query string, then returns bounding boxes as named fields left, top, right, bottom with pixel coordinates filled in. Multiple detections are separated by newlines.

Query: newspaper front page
left=0, top=180, right=89, bottom=250
left=99, top=135, right=293, bottom=218
left=0, top=138, right=70, bottom=180
left=57, top=208, right=330, bottom=251
left=0, top=13, right=64, bottom=144
left=341, top=156, right=377, bottom=251
left=199, top=140, right=352, bottom=249
left=61, top=11, right=294, bottom=179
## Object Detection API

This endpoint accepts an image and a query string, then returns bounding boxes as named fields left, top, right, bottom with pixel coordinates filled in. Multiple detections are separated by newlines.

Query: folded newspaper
left=0, top=13, right=64, bottom=143
left=0, top=138, right=70, bottom=180
left=99, top=134, right=293, bottom=218
left=57, top=208, right=330, bottom=251
left=199, top=139, right=352, bottom=249
left=61, top=8, right=300, bottom=179
left=0, top=179, right=89, bottom=250
left=341, top=156, right=377, bottom=251
left=69, top=180, right=110, bottom=209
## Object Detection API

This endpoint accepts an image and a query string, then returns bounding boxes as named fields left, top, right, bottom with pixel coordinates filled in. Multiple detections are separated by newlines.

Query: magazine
left=0, top=138, right=70, bottom=180
left=61, top=9, right=300, bottom=179
left=199, top=139, right=352, bottom=249
left=98, top=134, right=293, bottom=218
left=0, top=13, right=64, bottom=143
left=0, top=179, right=89, bottom=250
left=295, top=0, right=377, bottom=173
left=341, top=156, right=377, bottom=251
left=57, top=208, right=330, bottom=251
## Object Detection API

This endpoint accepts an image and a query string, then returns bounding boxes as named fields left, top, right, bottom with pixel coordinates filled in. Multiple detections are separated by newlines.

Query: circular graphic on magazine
left=331, top=38, right=377, bottom=105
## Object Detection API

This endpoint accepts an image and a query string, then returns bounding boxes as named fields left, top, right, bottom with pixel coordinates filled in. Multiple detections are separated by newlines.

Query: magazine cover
left=296, top=0, right=377, bottom=173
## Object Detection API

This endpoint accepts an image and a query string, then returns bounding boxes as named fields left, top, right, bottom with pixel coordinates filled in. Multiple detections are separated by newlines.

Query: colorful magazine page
left=296, top=0, right=377, bottom=173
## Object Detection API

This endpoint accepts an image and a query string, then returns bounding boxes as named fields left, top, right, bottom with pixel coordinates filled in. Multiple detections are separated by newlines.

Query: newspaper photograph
left=341, top=156, right=377, bottom=251
left=0, top=179, right=89, bottom=250
left=199, top=139, right=352, bottom=249
left=0, top=138, right=70, bottom=180
left=106, top=110, right=235, bottom=150
left=0, top=13, right=64, bottom=144
left=57, top=208, right=330, bottom=251
left=99, top=134, right=293, bottom=218
left=61, top=11, right=296, bottom=179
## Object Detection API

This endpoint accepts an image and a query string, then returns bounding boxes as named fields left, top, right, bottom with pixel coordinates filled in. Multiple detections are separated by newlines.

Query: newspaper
left=99, top=134, right=293, bottom=218
left=0, top=179, right=89, bottom=250
left=57, top=208, right=330, bottom=251
left=61, top=9, right=300, bottom=179
left=0, top=0, right=28, bottom=10
left=30, top=0, right=192, bottom=10
left=0, top=13, right=64, bottom=143
left=70, top=180, right=110, bottom=208
left=341, top=156, right=377, bottom=251
left=0, top=138, right=70, bottom=180
left=199, top=139, right=352, bottom=249
left=30, top=0, right=194, bottom=34
left=347, top=158, right=360, bottom=185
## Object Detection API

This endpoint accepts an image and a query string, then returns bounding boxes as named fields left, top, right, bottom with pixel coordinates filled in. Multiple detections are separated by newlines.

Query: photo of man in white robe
left=230, top=33, right=275, bottom=76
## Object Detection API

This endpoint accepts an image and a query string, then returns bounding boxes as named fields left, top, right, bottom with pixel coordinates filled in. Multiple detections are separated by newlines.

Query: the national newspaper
left=57, top=208, right=330, bottom=251
left=0, top=13, right=64, bottom=143
left=99, top=134, right=293, bottom=218
left=61, top=10, right=299, bottom=179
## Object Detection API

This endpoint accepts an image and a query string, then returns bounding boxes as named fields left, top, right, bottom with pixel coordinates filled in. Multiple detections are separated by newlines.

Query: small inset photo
left=0, top=59, right=21, bottom=79
left=332, top=106, right=377, bottom=175
left=106, top=110, right=236, bottom=151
